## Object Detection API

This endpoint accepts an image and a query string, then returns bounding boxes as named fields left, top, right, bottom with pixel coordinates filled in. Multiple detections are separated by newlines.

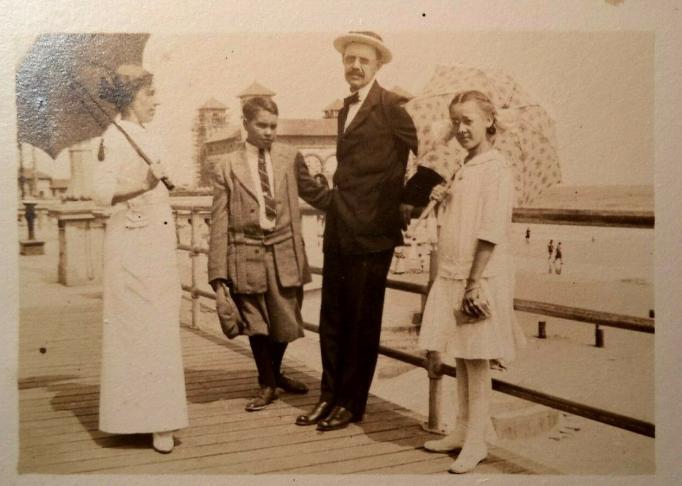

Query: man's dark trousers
left=313, top=81, right=439, bottom=420
left=318, top=249, right=394, bottom=418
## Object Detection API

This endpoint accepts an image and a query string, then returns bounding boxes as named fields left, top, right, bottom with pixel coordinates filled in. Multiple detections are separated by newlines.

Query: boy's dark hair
left=242, top=96, right=279, bottom=121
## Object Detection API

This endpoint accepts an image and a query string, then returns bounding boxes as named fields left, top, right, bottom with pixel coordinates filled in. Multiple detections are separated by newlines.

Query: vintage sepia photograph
left=2, top=1, right=680, bottom=484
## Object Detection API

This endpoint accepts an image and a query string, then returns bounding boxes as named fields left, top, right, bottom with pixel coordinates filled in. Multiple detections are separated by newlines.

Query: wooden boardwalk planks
left=18, top=292, right=544, bottom=475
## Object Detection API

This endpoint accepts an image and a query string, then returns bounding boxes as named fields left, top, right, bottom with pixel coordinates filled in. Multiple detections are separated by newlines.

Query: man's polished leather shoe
left=245, top=386, right=278, bottom=412
left=316, top=405, right=361, bottom=431
left=295, top=400, right=334, bottom=426
left=276, top=374, right=309, bottom=394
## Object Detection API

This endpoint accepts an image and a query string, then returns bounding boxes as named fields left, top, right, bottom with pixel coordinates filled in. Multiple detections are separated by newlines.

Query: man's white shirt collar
left=349, top=78, right=376, bottom=104
left=344, top=78, right=376, bottom=131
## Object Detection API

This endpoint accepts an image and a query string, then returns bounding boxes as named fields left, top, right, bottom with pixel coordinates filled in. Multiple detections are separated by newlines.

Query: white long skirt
left=418, top=272, right=526, bottom=363
left=99, top=203, right=189, bottom=433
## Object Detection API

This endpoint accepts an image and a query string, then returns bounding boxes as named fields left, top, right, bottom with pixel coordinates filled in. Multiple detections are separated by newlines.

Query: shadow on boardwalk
left=17, top=250, right=552, bottom=475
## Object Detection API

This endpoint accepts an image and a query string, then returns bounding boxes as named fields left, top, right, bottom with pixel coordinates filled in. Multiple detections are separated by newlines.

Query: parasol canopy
left=16, top=33, right=150, bottom=159
left=406, top=64, right=562, bottom=206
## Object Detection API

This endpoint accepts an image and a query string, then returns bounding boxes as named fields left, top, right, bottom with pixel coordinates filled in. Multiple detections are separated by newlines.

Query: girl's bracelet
left=464, top=284, right=480, bottom=293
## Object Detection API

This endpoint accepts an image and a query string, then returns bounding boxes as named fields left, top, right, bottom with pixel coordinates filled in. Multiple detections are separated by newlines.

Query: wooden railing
left=173, top=203, right=655, bottom=439
left=511, top=207, right=654, bottom=229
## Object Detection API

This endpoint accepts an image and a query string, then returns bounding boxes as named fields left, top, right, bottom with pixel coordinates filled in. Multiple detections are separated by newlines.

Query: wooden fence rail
left=172, top=204, right=655, bottom=439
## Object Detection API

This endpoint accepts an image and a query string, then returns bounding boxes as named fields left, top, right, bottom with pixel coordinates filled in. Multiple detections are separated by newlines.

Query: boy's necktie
left=258, top=148, right=277, bottom=221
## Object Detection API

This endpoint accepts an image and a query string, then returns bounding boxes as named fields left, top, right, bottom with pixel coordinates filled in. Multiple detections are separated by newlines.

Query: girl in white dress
left=418, top=90, right=525, bottom=473
left=92, top=65, right=188, bottom=453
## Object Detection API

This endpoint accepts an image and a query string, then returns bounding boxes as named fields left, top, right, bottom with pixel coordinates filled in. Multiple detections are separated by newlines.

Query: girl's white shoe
left=423, top=426, right=466, bottom=452
left=152, top=432, right=174, bottom=453
left=424, top=420, right=497, bottom=453
left=448, top=443, right=488, bottom=474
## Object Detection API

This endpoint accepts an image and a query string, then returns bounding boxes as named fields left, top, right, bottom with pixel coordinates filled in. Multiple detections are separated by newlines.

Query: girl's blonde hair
left=448, top=90, right=497, bottom=136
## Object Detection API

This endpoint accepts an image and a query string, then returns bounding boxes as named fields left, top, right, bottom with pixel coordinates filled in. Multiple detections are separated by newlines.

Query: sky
left=21, top=31, right=654, bottom=188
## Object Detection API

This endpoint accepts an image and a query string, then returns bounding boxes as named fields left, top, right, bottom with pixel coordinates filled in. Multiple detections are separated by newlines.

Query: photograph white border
left=1, top=1, right=680, bottom=484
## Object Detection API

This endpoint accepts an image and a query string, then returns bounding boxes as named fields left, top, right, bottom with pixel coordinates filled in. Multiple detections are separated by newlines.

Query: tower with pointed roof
left=193, top=98, right=230, bottom=187
left=237, top=81, right=276, bottom=104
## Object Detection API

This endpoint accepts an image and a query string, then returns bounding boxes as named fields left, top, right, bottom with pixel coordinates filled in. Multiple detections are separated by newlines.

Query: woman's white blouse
left=92, top=118, right=171, bottom=227
left=437, top=149, right=514, bottom=280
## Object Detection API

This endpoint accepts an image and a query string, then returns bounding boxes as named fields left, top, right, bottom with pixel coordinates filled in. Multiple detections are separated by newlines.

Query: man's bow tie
left=344, top=91, right=360, bottom=107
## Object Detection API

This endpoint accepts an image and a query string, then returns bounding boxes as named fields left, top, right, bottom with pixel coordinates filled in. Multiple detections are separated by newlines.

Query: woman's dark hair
left=242, top=96, right=279, bottom=122
left=449, top=90, right=497, bottom=136
left=99, top=65, right=153, bottom=112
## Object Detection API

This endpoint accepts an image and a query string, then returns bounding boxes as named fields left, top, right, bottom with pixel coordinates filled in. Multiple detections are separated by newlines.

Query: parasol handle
left=162, top=177, right=176, bottom=191
left=405, top=198, right=438, bottom=239
left=108, top=118, right=175, bottom=191
left=74, top=80, right=175, bottom=191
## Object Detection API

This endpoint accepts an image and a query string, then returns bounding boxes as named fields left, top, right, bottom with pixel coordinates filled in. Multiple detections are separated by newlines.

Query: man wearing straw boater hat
left=295, top=31, right=443, bottom=431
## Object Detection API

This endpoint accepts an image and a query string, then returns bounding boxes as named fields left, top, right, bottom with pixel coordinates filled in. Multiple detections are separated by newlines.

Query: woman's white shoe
left=152, top=432, right=174, bottom=453
left=448, top=444, right=488, bottom=474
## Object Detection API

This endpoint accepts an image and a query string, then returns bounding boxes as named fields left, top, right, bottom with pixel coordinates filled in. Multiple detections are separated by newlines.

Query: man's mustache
left=346, top=69, right=363, bottom=76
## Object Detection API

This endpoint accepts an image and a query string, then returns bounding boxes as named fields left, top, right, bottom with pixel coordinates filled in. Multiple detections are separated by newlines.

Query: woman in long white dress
left=92, top=65, right=188, bottom=453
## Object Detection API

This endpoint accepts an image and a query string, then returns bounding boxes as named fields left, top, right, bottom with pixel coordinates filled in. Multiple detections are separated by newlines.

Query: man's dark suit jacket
left=324, top=81, right=418, bottom=255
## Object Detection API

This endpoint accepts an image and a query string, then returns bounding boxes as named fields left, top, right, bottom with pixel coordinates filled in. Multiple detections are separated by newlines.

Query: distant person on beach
left=92, top=65, right=188, bottom=454
left=525, top=227, right=530, bottom=243
left=207, top=97, right=332, bottom=412
left=554, top=242, right=563, bottom=274
left=417, top=90, right=526, bottom=474
left=547, top=239, right=555, bottom=273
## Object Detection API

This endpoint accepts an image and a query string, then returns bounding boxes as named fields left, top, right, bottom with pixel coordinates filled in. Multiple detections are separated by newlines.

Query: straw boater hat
left=333, top=31, right=393, bottom=64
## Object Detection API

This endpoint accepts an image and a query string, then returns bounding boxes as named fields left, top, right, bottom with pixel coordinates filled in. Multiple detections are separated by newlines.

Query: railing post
left=190, top=208, right=201, bottom=329
left=595, top=324, right=604, bottom=348
left=423, top=350, right=446, bottom=433
left=537, top=320, right=547, bottom=339
left=172, top=209, right=180, bottom=247
left=415, top=243, right=438, bottom=325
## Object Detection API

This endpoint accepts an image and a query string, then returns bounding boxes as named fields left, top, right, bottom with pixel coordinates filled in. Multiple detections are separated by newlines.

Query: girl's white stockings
left=449, top=358, right=491, bottom=473
left=424, top=358, right=469, bottom=451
